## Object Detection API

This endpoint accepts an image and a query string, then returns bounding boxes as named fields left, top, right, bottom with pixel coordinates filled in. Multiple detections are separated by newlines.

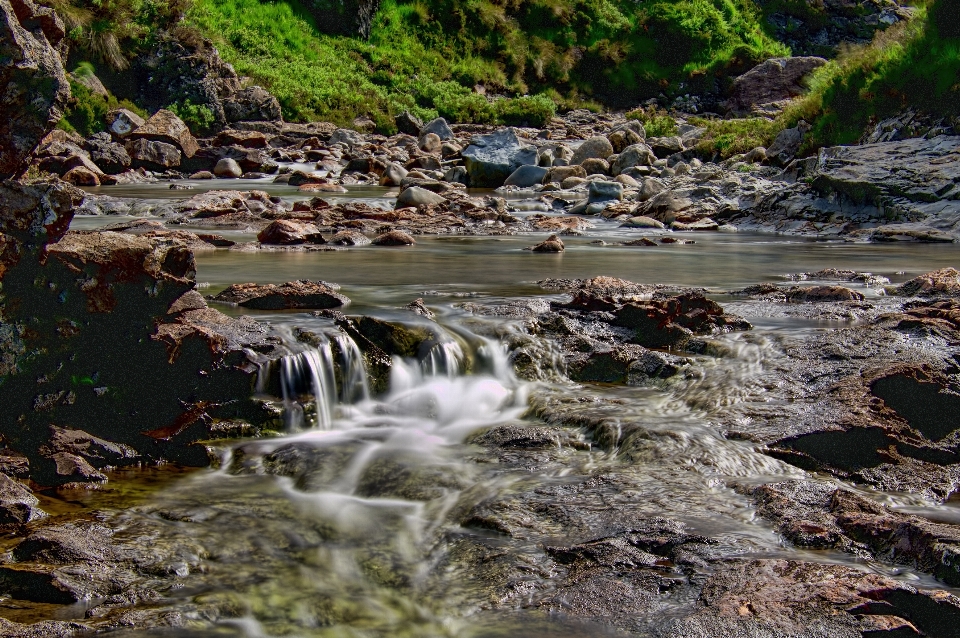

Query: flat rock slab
left=210, top=280, right=348, bottom=310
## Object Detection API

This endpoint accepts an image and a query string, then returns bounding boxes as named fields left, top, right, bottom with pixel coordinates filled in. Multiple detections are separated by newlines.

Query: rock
left=462, top=128, right=539, bottom=188
left=125, top=138, right=181, bottom=170
left=637, top=190, right=693, bottom=224
left=623, top=216, right=666, bottom=229
left=610, top=144, right=657, bottom=176
left=85, top=137, right=131, bottom=174
left=571, top=136, right=615, bottom=166
left=647, top=136, right=685, bottom=159
left=213, top=158, right=243, bottom=178
left=608, top=127, right=644, bottom=153
left=404, top=298, right=434, bottom=318
left=612, top=292, right=750, bottom=349
left=588, top=181, right=623, bottom=204
left=504, top=164, right=549, bottom=188
left=396, top=186, right=446, bottom=208
left=786, top=285, right=865, bottom=302
left=531, top=234, right=564, bottom=253
left=419, top=132, right=442, bottom=153
left=214, top=130, right=269, bottom=149
left=190, top=170, right=214, bottom=179
left=395, top=111, right=423, bottom=136
left=0, top=474, right=45, bottom=524
left=726, top=57, right=828, bottom=116
left=329, top=128, right=365, bottom=148
left=766, top=121, right=810, bottom=167
left=328, top=230, right=371, bottom=246
left=306, top=0, right=382, bottom=38
left=543, top=165, right=587, bottom=184
left=896, top=268, right=960, bottom=297
left=581, top=157, right=610, bottom=175
left=210, top=280, right=348, bottom=310
left=62, top=166, right=100, bottom=186
left=372, top=230, right=415, bottom=246
left=257, top=220, right=325, bottom=245
left=105, top=109, right=145, bottom=140
left=420, top=117, right=454, bottom=142
left=638, top=178, right=666, bottom=202
left=0, top=0, right=70, bottom=179
left=128, top=109, right=199, bottom=158
left=222, top=86, right=282, bottom=123
left=379, top=162, right=408, bottom=186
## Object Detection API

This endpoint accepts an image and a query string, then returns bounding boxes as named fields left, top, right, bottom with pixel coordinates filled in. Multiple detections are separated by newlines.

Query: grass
left=61, top=63, right=147, bottom=136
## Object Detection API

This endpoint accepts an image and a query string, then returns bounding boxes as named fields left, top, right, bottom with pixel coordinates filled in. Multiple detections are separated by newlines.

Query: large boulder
left=84, top=134, right=131, bottom=174
left=125, top=138, right=181, bottom=170
left=726, top=57, right=827, bottom=116
left=462, top=128, right=538, bottom=188
left=127, top=109, right=199, bottom=158
left=766, top=121, right=810, bottom=167
left=571, top=136, right=614, bottom=165
left=0, top=0, right=71, bottom=179
left=0, top=181, right=285, bottom=485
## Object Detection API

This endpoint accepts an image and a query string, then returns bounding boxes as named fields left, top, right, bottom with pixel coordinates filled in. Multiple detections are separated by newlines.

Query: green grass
left=61, top=63, right=147, bottom=136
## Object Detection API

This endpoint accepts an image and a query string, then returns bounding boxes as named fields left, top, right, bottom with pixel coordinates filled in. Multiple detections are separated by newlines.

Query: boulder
left=85, top=135, right=131, bottom=174
left=581, top=157, right=610, bottom=175
left=786, top=285, right=865, bottom=302
left=214, top=130, right=269, bottom=149
left=419, top=132, right=442, bottom=153
left=623, top=216, right=666, bottom=229
left=372, top=230, right=415, bottom=246
left=420, top=117, right=454, bottom=142
left=125, top=138, right=181, bottom=170
left=504, top=165, right=549, bottom=188
left=896, top=268, right=960, bottom=297
left=462, top=128, right=538, bottom=188
left=0, top=0, right=70, bottom=179
left=210, top=280, right=348, bottom=310
left=257, top=220, right=325, bottom=245
left=588, top=181, right=623, bottom=204
left=62, top=166, right=100, bottom=186
left=328, top=128, right=365, bottom=148
left=0, top=474, right=45, bottom=524
left=647, top=136, right=685, bottom=159
left=379, top=162, right=408, bottom=187
left=608, top=128, right=645, bottom=153
left=612, top=292, right=750, bottom=349
left=222, top=86, right=282, bottom=123
left=726, top=57, right=828, bottom=116
left=128, top=109, right=199, bottom=158
left=396, top=186, right=446, bottom=208
left=395, top=111, right=423, bottom=136
left=531, top=234, right=564, bottom=253
left=105, top=108, right=145, bottom=140
left=544, top=165, right=587, bottom=184
left=329, top=230, right=371, bottom=246
left=766, top=121, right=810, bottom=167
left=571, top=136, right=614, bottom=165
left=213, top=158, right=243, bottom=178
left=610, top=144, right=656, bottom=176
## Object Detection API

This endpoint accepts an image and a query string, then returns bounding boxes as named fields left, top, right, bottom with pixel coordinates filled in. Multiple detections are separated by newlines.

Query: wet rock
left=210, top=280, right=348, bottom=310
left=213, top=158, right=243, bottom=178
left=462, top=128, right=538, bottom=188
left=128, top=109, right=199, bottom=159
left=726, top=57, right=828, bottom=116
left=396, top=185, right=446, bottom=208
left=896, top=268, right=960, bottom=297
left=785, top=285, right=865, bottom=302
left=348, top=316, right=435, bottom=359
left=571, top=136, right=614, bottom=165
left=328, top=230, right=371, bottom=246
left=611, top=292, right=750, bottom=349
left=105, top=108, right=145, bottom=140
left=257, top=220, right=325, bottom=245
left=504, top=164, right=549, bottom=188
left=0, top=0, right=70, bottom=179
left=0, top=474, right=45, bottom=524
left=372, top=230, right=415, bottom=246
left=531, top=234, right=564, bottom=253
left=404, top=298, right=434, bottom=318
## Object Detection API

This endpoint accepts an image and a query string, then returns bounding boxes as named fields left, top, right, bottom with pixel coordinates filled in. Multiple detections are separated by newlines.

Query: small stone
left=213, top=158, right=243, bottom=178
left=531, top=234, right=565, bottom=253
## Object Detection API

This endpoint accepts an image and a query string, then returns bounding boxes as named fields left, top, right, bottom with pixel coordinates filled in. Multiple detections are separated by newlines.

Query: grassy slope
left=185, top=0, right=788, bottom=129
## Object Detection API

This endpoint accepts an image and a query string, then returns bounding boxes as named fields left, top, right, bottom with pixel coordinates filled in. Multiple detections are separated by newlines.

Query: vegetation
left=61, top=63, right=146, bottom=136
left=168, top=99, right=217, bottom=134
left=626, top=106, right=679, bottom=137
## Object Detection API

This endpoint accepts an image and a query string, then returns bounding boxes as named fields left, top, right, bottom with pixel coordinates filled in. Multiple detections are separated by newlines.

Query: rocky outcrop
left=725, top=57, right=827, bottom=116
left=0, top=0, right=70, bottom=179
left=0, top=180, right=284, bottom=486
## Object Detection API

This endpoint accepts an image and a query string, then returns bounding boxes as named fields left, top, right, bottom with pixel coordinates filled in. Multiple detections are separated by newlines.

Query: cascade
left=279, top=341, right=336, bottom=430
left=333, top=332, right=370, bottom=404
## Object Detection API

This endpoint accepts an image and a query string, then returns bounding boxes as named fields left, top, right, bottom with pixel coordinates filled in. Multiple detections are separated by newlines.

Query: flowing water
left=41, top=184, right=960, bottom=635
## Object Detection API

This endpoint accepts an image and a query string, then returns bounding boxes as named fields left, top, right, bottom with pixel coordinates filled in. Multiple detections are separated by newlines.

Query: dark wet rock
left=462, top=128, right=538, bottom=188
left=0, top=618, right=84, bottom=637
left=0, top=0, right=70, bottom=179
left=128, top=109, right=199, bottom=159
left=257, top=219, right=325, bottom=245
left=372, top=230, right=415, bottom=246
left=530, top=234, right=564, bottom=253
left=1, top=182, right=284, bottom=484
left=896, top=268, right=960, bottom=297
left=349, top=316, right=435, bottom=359
left=726, top=57, right=828, bottom=116
left=663, top=558, right=960, bottom=637
left=210, top=280, right=348, bottom=310
left=0, top=474, right=45, bottom=524
left=785, top=285, right=865, bottom=303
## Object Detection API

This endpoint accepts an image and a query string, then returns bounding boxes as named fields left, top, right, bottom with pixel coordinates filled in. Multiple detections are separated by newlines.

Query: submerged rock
left=210, top=280, right=349, bottom=310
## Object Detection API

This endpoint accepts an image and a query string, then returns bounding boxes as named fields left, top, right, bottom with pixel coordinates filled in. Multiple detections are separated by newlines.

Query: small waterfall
left=333, top=332, right=369, bottom=404
left=280, top=342, right=336, bottom=430
left=421, top=341, right=465, bottom=377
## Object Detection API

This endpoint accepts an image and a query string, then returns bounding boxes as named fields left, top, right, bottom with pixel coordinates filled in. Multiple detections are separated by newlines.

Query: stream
left=21, top=181, right=960, bottom=636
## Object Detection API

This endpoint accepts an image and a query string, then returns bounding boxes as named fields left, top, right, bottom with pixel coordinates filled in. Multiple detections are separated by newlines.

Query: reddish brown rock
left=257, top=219, right=325, bottom=245
left=786, top=285, right=865, bottom=302
left=210, top=280, right=349, bottom=310
left=128, top=109, right=200, bottom=158
left=372, top=230, right=415, bottom=246
left=531, top=234, right=565, bottom=253
left=896, top=268, right=960, bottom=297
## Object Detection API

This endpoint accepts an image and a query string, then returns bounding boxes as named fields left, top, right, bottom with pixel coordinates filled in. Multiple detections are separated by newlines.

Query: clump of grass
left=626, top=106, right=679, bottom=137
left=168, top=99, right=216, bottom=135
left=690, top=116, right=782, bottom=158
left=62, top=64, right=147, bottom=136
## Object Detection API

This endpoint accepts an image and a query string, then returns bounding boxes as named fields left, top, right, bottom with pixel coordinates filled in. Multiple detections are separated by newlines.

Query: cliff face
left=0, top=0, right=70, bottom=179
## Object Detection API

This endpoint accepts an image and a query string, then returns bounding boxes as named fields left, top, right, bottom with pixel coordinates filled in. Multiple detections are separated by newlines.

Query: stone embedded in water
left=372, top=230, right=416, bottom=246
left=896, top=268, right=960, bottom=297
left=396, top=186, right=446, bottom=208
left=531, top=234, right=564, bottom=253
left=257, top=220, right=325, bottom=245
left=462, top=128, right=539, bottom=188
left=504, top=164, right=549, bottom=188
left=329, top=230, right=371, bottom=246
left=211, top=280, right=349, bottom=310
left=785, top=286, right=865, bottom=303
left=0, top=474, right=45, bottom=524
left=213, top=158, right=243, bottom=178
left=587, top=180, right=623, bottom=204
